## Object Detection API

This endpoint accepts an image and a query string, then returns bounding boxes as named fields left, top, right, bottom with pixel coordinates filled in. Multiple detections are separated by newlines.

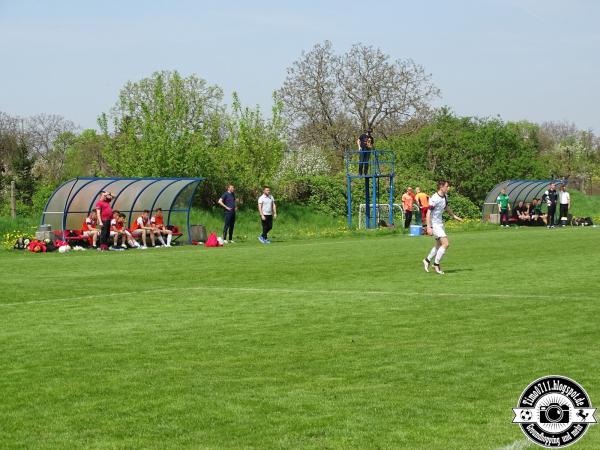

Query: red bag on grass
left=204, top=232, right=221, bottom=247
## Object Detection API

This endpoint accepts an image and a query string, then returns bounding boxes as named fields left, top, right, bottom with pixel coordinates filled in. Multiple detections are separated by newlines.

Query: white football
left=58, top=245, right=71, bottom=254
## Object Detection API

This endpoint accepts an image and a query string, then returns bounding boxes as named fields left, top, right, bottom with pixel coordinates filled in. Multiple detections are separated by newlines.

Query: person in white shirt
left=423, top=180, right=463, bottom=275
left=558, top=184, right=571, bottom=225
left=258, top=186, right=277, bottom=244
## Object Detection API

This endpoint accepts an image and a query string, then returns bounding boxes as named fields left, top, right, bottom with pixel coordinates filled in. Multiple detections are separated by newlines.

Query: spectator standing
left=414, top=187, right=429, bottom=228
left=558, top=184, right=571, bottom=226
left=258, top=186, right=277, bottom=244
left=218, top=184, right=237, bottom=243
left=356, top=128, right=374, bottom=176
left=496, top=188, right=511, bottom=227
left=95, top=191, right=113, bottom=251
left=542, top=183, right=558, bottom=228
left=401, top=187, right=415, bottom=229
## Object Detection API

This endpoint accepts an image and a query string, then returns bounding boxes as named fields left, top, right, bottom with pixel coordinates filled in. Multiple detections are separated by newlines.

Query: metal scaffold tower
left=345, top=149, right=396, bottom=228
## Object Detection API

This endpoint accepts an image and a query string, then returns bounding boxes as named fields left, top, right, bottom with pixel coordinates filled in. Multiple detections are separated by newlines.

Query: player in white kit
left=423, top=180, right=463, bottom=275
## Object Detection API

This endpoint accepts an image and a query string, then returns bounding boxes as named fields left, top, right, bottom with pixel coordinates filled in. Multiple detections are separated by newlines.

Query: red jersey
left=131, top=215, right=148, bottom=231
left=110, top=218, right=124, bottom=232
left=82, top=217, right=96, bottom=231
left=96, top=200, right=113, bottom=222
left=151, top=215, right=164, bottom=227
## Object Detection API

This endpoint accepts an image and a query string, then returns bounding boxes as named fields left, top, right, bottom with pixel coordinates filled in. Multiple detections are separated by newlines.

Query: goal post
left=358, top=203, right=403, bottom=229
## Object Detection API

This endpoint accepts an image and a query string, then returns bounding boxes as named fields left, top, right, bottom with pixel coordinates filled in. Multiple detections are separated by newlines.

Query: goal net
left=358, top=203, right=403, bottom=229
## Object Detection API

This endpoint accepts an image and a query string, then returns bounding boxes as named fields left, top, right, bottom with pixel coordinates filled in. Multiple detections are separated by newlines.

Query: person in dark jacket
left=541, top=183, right=558, bottom=228
left=218, top=184, right=237, bottom=243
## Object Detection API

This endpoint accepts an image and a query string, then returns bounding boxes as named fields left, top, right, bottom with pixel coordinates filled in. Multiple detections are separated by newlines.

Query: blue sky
left=1, top=0, right=599, bottom=132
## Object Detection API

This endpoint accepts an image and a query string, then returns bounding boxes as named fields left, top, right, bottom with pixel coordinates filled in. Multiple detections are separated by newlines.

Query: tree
left=98, top=70, right=225, bottom=177
left=538, top=121, right=599, bottom=191
left=62, top=129, right=109, bottom=178
left=278, top=41, right=439, bottom=153
left=27, top=113, right=78, bottom=162
left=0, top=112, right=36, bottom=213
left=383, top=109, right=548, bottom=203
left=99, top=72, right=286, bottom=205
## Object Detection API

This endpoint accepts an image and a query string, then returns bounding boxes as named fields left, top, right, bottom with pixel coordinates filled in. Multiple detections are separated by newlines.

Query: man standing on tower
left=356, top=128, right=374, bottom=176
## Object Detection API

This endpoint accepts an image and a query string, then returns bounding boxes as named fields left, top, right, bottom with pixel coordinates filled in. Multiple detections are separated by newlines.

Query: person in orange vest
left=117, top=212, right=140, bottom=248
left=414, top=187, right=430, bottom=229
left=130, top=210, right=155, bottom=249
left=401, top=186, right=416, bottom=229
left=150, top=208, right=173, bottom=247
left=109, top=210, right=127, bottom=249
left=81, top=210, right=99, bottom=248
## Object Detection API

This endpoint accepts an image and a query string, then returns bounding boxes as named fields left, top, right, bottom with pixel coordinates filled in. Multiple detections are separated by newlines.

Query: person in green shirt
left=496, top=188, right=511, bottom=227
left=530, top=198, right=546, bottom=225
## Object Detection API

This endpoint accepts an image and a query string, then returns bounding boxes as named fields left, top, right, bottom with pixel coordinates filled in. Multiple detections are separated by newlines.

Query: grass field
left=1, top=227, right=600, bottom=449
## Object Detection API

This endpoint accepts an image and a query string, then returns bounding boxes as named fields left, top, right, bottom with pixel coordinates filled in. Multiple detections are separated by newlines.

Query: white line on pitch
left=0, top=285, right=572, bottom=308
left=494, top=439, right=532, bottom=450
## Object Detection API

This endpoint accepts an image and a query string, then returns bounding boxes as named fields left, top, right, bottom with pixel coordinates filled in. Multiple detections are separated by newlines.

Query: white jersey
left=428, top=193, right=448, bottom=226
left=258, top=194, right=275, bottom=215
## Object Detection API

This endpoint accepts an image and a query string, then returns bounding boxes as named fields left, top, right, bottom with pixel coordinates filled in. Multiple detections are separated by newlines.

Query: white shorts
left=432, top=224, right=447, bottom=240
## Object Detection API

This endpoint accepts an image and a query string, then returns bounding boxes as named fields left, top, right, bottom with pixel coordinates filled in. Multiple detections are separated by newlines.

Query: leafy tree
left=99, top=72, right=286, bottom=206
left=383, top=109, right=548, bottom=204
left=62, top=129, right=108, bottom=178
left=98, top=70, right=224, bottom=178
left=538, top=122, right=600, bottom=191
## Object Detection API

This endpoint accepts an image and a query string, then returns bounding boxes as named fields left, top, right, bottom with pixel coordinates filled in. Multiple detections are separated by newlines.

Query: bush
left=444, top=192, right=481, bottom=219
left=279, top=175, right=347, bottom=216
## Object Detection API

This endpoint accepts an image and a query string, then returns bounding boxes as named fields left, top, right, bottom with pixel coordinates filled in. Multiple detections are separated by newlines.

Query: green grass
left=1, top=227, right=599, bottom=449
left=568, top=190, right=600, bottom=217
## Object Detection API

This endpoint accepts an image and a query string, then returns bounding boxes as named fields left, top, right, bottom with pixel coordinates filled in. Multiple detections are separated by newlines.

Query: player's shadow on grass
left=443, top=268, right=473, bottom=273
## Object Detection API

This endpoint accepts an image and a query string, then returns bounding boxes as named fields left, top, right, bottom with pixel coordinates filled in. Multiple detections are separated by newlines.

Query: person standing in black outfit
left=356, top=128, right=374, bottom=175
left=541, top=183, right=558, bottom=228
left=218, top=184, right=237, bottom=243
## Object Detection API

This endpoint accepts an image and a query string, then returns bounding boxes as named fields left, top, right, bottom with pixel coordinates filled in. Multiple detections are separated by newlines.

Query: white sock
left=426, top=247, right=437, bottom=262
left=434, top=247, right=446, bottom=265
left=167, top=234, right=172, bottom=246
left=158, top=235, right=166, bottom=245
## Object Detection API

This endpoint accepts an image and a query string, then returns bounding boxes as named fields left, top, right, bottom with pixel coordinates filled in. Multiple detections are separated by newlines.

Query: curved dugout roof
left=482, top=179, right=565, bottom=222
left=42, top=177, right=203, bottom=239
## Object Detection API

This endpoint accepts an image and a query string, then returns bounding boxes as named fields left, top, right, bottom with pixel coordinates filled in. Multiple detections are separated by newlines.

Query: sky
left=1, top=0, right=599, bottom=133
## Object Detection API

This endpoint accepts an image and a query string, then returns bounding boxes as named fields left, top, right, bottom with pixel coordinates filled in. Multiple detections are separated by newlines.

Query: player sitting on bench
left=131, top=210, right=155, bottom=248
left=150, top=208, right=172, bottom=247
left=82, top=211, right=99, bottom=248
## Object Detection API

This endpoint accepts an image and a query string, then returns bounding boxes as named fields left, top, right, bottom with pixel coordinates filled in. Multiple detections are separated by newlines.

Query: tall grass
left=568, top=190, right=600, bottom=217
left=188, top=203, right=401, bottom=242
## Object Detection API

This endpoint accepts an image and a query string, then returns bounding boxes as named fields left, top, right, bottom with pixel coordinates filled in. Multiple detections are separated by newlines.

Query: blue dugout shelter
left=482, top=179, right=565, bottom=222
left=41, top=177, right=203, bottom=242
